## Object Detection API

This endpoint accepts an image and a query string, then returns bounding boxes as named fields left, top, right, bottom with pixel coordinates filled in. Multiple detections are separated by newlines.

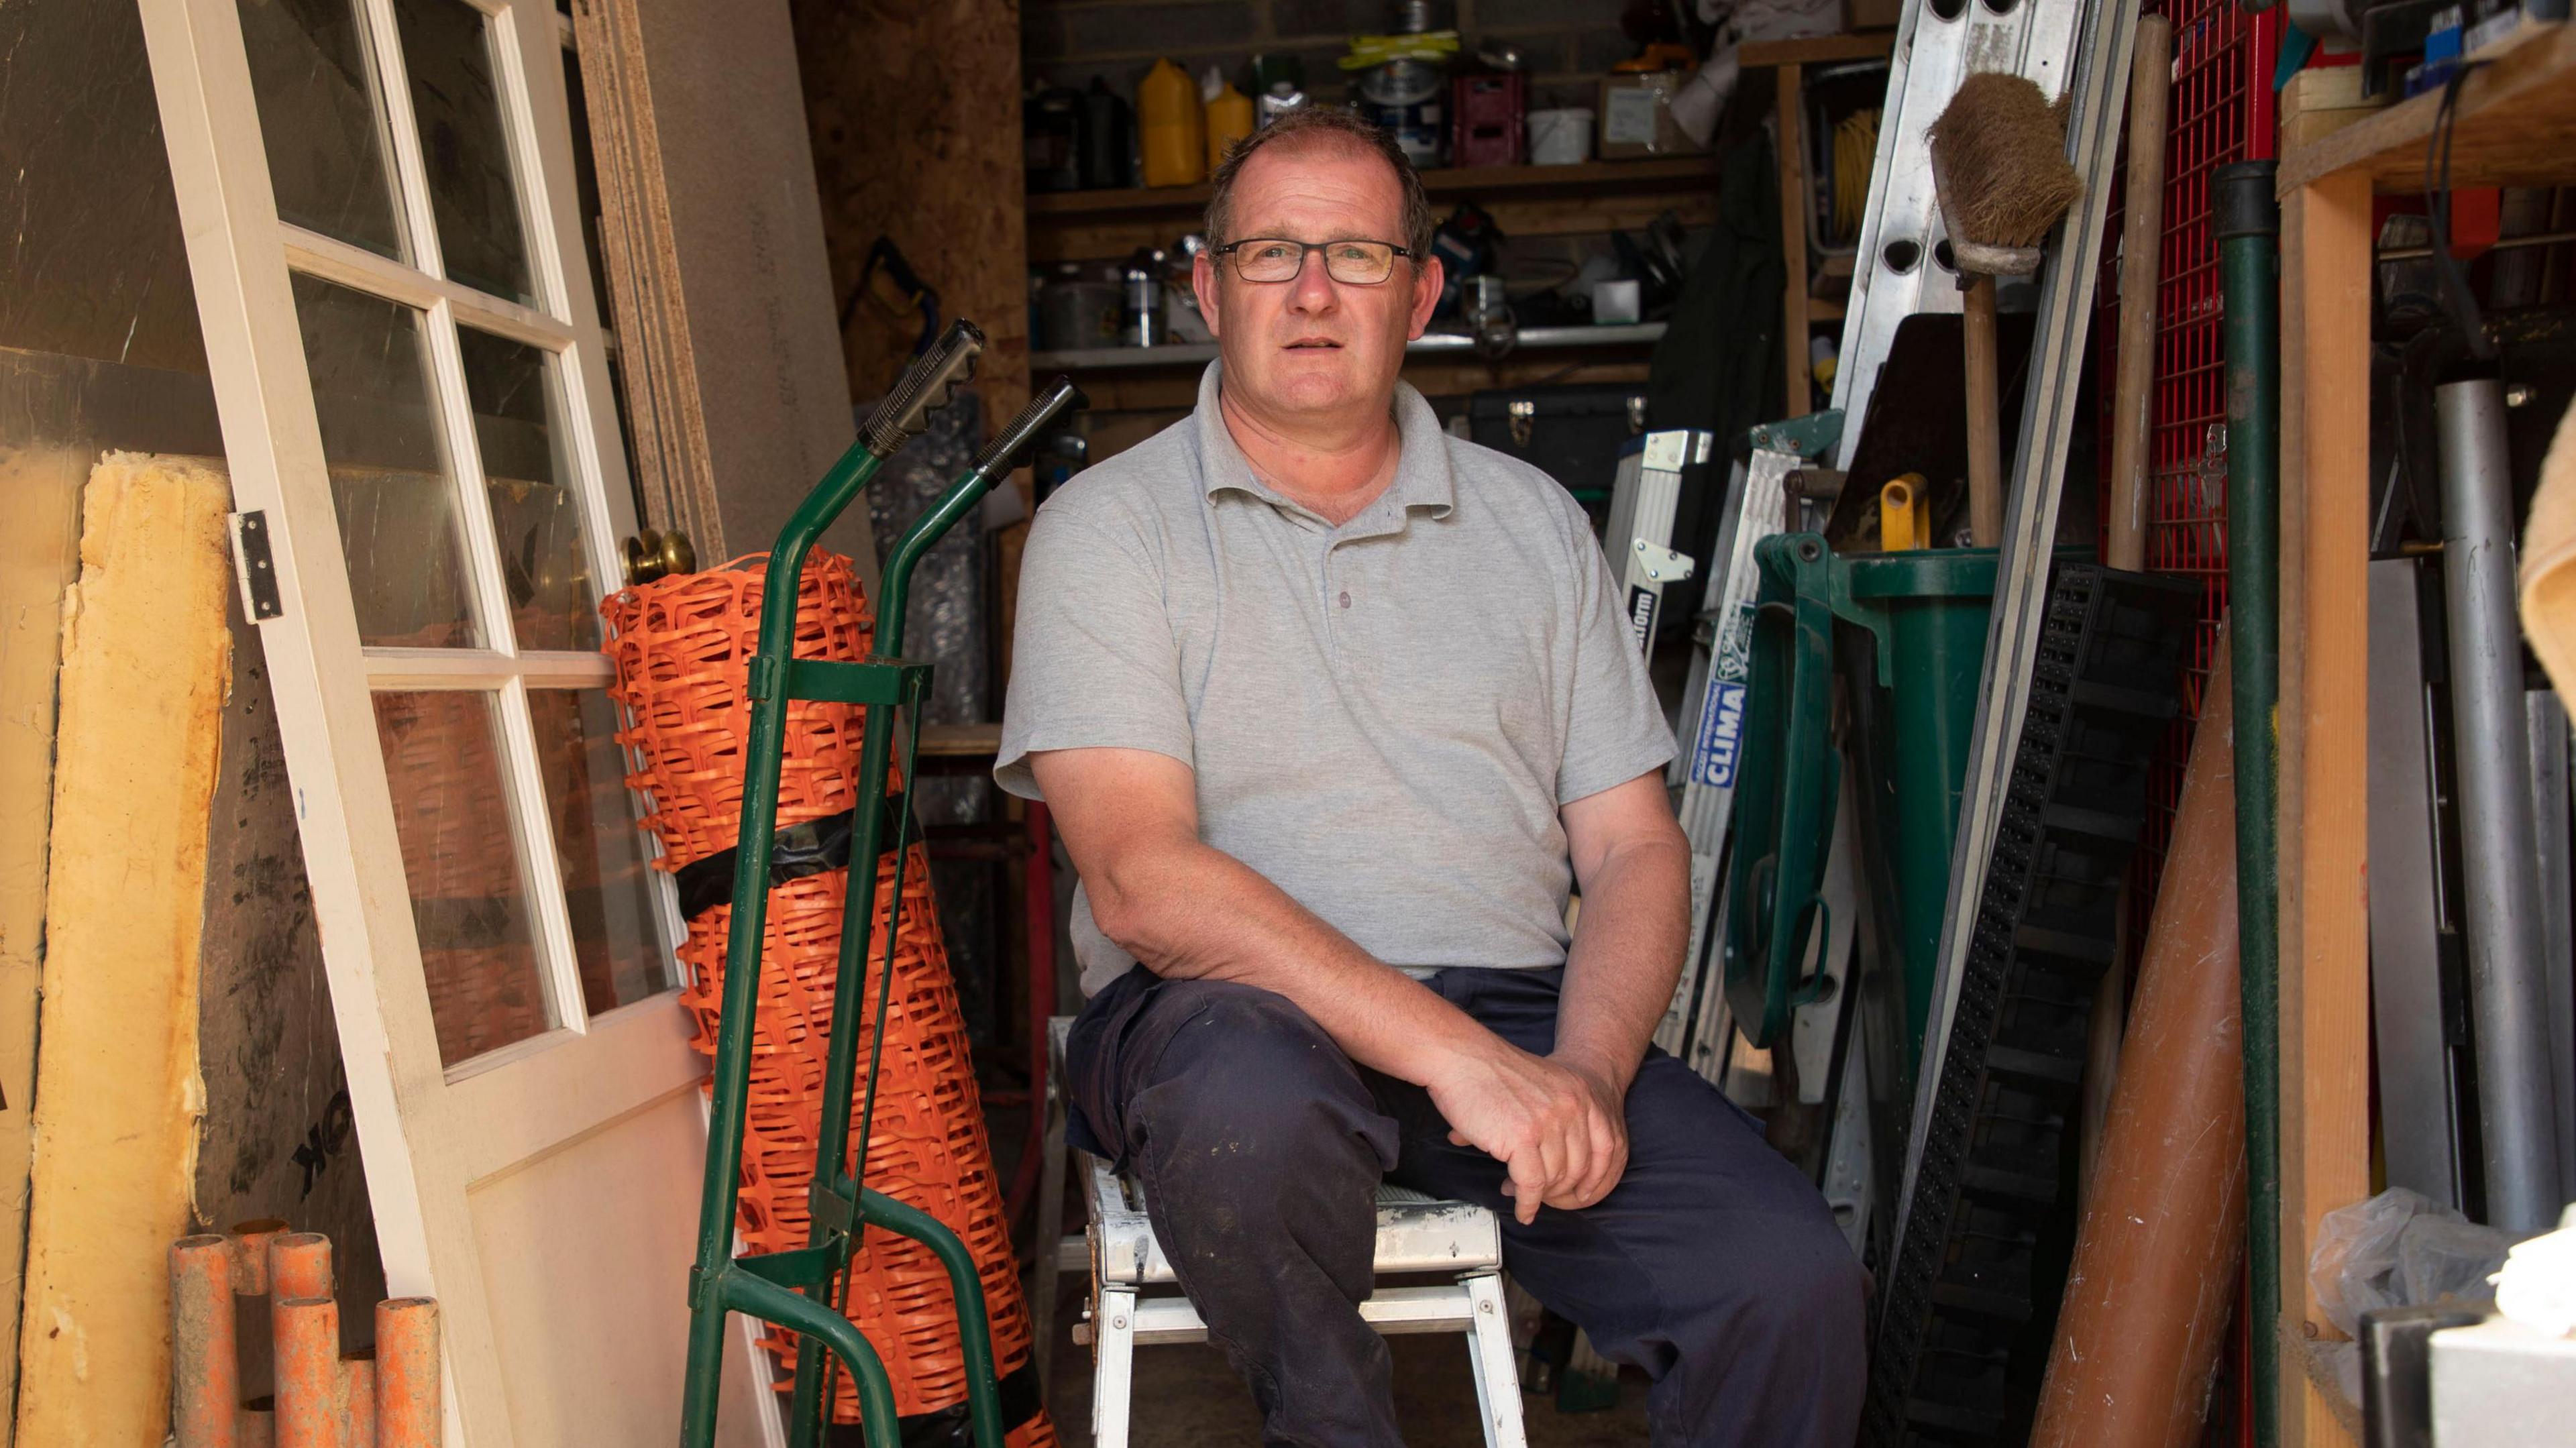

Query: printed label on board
left=1693, top=679, right=1746, bottom=788
left=1625, top=585, right=1660, bottom=656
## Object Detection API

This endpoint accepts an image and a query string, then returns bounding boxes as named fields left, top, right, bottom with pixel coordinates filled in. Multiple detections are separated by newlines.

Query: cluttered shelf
left=1028, top=156, right=1721, bottom=262
left=1032, top=321, right=1669, bottom=373
left=1028, top=155, right=1718, bottom=217
left=2278, top=19, right=2576, bottom=192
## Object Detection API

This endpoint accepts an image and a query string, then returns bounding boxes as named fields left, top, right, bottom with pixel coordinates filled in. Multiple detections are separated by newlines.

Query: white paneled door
left=139, top=0, right=779, bottom=1440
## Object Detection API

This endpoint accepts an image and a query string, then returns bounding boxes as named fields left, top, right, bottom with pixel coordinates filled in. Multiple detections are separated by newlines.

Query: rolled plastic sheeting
left=604, top=553, right=1054, bottom=1442
left=2031, top=649, right=2246, bottom=1448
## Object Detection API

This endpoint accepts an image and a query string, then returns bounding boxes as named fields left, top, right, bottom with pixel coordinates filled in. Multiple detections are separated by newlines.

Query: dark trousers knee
left=1067, top=970, right=1403, bottom=1447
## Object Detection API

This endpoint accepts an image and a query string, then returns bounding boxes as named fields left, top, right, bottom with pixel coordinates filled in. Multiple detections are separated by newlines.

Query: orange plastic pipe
left=274, top=1296, right=345, bottom=1448
left=239, top=1398, right=276, bottom=1448
left=173, top=1235, right=240, bottom=1448
left=268, top=1234, right=333, bottom=1302
left=342, top=1355, right=376, bottom=1448
left=231, top=1220, right=290, bottom=1419
left=2031, top=649, right=2247, bottom=1448
left=374, top=1298, right=440, bottom=1448
left=229, top=1221, right=289, bottom=1295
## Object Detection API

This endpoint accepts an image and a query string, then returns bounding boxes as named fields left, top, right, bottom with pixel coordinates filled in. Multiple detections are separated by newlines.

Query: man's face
left=1194, top=139, right=1444, bottom=425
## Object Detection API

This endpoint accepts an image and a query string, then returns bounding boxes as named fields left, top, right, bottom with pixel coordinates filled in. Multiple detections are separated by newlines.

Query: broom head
left=1928, top=72, right=2081, bottom=271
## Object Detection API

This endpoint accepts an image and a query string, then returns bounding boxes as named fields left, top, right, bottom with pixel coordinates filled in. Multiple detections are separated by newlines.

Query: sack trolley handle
left=678, top=317, right=1085, bottom=1448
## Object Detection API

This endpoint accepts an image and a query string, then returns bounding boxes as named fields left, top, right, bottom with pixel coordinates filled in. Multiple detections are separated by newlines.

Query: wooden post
left=1778, top=62, right=1811, bottom=417
left=2277, top=166, right=2373, bottom=1448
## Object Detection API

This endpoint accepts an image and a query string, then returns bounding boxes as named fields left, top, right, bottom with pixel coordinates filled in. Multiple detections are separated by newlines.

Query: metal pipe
left=174, top=1235, right=241, bottom=1448
left=2214, top=158, right=2282, bottom=1448
left=373, top=1299, right=440, bottom=1448
left=2437, top=376, right=2567, bottom=1231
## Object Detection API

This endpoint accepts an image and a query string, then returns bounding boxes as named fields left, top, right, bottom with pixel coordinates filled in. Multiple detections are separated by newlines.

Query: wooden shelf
left=1028, top=156, right=1717, bottom=217
left=1028, top=156, right=1721, bottom=263
left=1739, top=32, right=1895, bottom=68
left=2279, top=19, right=2576, bottom=192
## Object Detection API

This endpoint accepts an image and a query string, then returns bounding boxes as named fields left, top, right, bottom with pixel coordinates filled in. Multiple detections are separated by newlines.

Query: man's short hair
left=1204, top=107, right=1435, bottom=269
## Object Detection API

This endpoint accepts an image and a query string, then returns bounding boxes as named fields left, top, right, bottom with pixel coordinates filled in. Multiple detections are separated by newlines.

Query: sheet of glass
left=456, top=325, right=598, bottom=649
left=528, top=688, right=672, bottom=1013
left=394, top=0, right=535, bottom=305
left=372, top=690, right=554, bottom=1065
left=290, top=274, right=483, bottom=647
left=237, top=0, right=409, bottom=262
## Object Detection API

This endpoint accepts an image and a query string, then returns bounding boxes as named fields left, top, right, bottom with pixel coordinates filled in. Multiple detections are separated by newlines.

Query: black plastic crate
left=1864, top=561, right=2200, bottom=1448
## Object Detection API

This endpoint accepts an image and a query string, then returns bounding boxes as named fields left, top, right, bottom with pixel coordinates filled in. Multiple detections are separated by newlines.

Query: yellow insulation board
left=13, top=452, right=231, bottom=1446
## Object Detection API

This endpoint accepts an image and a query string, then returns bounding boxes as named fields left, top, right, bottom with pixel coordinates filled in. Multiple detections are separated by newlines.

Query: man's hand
left=1430, top=1038, right=1631, bottom=1224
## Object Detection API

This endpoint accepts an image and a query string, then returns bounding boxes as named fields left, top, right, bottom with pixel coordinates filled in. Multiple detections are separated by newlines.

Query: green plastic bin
left=1723, top=537, right=1998, bottom=1080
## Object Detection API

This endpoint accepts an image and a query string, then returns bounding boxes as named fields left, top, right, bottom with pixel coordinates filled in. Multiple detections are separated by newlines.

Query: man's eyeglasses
left=1214, top=238, right=1413, bottom=286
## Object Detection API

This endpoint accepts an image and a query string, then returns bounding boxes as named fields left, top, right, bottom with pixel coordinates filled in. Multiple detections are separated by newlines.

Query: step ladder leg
left=1093, top=1286, right=1138, bottom=1448
left=1032, top=1060, right=1070, bottom=1388
left=1460, top=1272, right=1529, bottom=1448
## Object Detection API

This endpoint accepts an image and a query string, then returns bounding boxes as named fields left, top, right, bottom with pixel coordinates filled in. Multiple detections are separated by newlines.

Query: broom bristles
left=1929, top=72, right=2082, bottom=250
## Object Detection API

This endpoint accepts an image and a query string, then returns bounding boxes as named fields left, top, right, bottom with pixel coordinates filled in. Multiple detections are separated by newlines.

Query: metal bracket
left=228, top=511, right=284, bottom=621
left=1630, top=539, right=1695, bottom=584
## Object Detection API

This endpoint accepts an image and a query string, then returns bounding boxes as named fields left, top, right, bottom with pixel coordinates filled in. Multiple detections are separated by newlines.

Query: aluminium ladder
left=678, top=319, right=1084, bottom=1448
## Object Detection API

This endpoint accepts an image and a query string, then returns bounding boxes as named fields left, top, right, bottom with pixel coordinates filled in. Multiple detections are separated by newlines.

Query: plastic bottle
left=1205, top=80, right=1254, bottom=172
left=1137, top=59, right=1205, bottom=188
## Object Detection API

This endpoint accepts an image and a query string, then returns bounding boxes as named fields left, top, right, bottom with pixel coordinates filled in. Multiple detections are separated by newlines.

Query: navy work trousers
left=1063, top=964, right=1869, bottom=1447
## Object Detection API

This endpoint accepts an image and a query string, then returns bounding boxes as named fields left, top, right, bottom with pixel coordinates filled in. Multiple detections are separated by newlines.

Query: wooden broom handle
left=1962, top=272, right=2004, bottom=548
left=2106, top=15, right=2174, bottom=573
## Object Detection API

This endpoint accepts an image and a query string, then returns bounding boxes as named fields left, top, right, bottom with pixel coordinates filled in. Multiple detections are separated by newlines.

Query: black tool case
left=1466, top=384, right=1650, bottom=514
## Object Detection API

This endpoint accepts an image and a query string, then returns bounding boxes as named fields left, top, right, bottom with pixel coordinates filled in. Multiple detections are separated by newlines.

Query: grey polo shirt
left=996, top=362, right=1675, bottom=996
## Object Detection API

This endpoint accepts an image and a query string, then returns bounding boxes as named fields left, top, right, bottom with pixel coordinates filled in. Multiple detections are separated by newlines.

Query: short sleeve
left=994, top=489, right=1194, bottom=799
left=1554, top=504, right=1678, bottom=805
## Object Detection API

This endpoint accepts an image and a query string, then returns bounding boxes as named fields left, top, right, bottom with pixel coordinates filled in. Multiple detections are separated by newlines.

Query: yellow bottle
left=1138, top=59, right=1205, bottom=188
left=1205, top=81, right=1255, bottom=172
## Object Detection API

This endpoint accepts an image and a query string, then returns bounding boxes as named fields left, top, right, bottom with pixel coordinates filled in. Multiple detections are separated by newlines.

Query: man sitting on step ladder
left=996, top=106, right=1865, bottom=1448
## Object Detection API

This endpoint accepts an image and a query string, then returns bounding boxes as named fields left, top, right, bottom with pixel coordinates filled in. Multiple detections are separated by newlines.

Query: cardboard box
left=1598, top=72, right=1705, bottom=159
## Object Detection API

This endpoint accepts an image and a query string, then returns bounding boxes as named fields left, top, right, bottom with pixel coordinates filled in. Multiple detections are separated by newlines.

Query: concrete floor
left=1032, top=1268, right=1654, bottom=1447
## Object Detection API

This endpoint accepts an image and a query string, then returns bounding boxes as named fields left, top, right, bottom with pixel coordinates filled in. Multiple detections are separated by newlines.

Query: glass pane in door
left=289, top=273, right=483, bottom=647
left=528, top=688, right=673, bottom=1012
left=372, top=689, right=557, bottom=1064
left=237, top=0, right=410, bottom=260
left=457, top=326, right=600, bottom=650
left=394, top=0, right=535, bottom=305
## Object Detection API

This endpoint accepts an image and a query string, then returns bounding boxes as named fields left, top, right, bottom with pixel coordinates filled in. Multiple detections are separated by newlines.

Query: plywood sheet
left=14, top=451, right=232, bottom=1445
left=791, top=0, right=1032, bottom=421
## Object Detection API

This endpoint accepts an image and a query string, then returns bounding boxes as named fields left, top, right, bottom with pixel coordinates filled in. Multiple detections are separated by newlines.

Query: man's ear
left=1193, top=250, right=1222, bottom=337
left=1407, top=255, right=1445, bottom=339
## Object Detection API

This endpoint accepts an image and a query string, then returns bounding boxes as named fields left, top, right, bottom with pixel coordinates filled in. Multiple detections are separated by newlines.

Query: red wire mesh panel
left=2096, top=0, right=2282, bottom=929
left=604, top=554, right=1055, bottom=1443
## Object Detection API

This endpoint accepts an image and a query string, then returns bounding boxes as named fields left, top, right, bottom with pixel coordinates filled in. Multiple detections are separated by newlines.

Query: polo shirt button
left=1338, top=590, right=1352, bottom=609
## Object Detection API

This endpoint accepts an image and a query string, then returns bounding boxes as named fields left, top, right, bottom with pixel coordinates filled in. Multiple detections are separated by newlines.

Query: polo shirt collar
left=1192, top=360, right=1456, bottom=528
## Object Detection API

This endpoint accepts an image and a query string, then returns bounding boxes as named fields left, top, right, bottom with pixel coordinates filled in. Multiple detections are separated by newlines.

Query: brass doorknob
left=621, top=528, right=698, bottom=586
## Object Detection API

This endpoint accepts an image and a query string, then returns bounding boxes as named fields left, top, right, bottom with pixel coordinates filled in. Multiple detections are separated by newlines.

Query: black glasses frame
left=1213, top=237, right=1416, bottom=284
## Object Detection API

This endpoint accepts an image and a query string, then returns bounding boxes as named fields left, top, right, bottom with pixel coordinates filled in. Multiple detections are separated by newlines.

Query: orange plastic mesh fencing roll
left=604, top=553, right=1055, bottom=1441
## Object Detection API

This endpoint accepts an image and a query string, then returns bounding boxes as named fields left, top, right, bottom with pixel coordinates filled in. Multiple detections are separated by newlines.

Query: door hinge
left=228, top=511, right=284, bottom=622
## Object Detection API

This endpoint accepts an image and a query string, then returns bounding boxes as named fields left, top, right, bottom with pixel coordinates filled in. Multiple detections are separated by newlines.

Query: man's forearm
left=1554, top=834, right=1691, bottom=1095
left=1091, top=837, right=1495, bottom=1087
